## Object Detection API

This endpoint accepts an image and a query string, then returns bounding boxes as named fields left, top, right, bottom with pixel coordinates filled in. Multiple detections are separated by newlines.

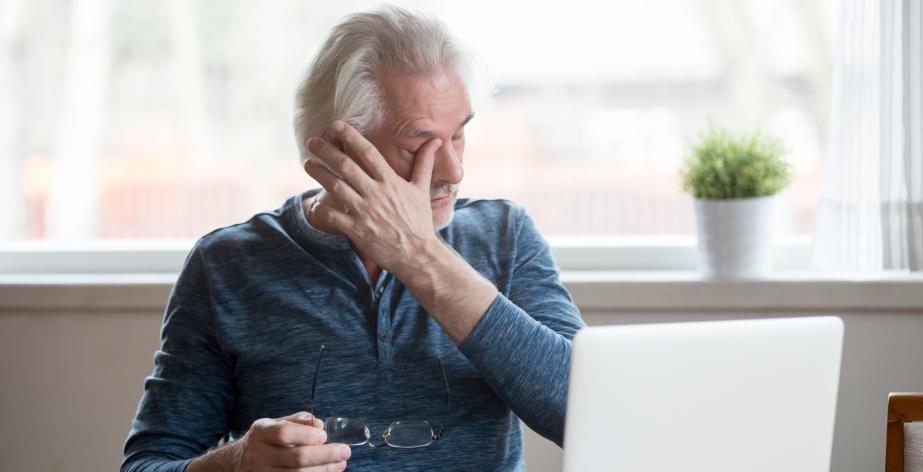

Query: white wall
left=1, top=298, right=922, bottom=472
left=0, top=310, right=161, bottom=472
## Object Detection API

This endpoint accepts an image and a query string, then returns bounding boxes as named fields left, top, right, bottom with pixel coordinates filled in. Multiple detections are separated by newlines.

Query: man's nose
left=432, top=139, right=463, bottom=184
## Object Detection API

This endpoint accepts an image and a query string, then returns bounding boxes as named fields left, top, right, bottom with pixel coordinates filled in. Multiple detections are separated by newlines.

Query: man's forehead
left=376, top=66, right=471, bottom=137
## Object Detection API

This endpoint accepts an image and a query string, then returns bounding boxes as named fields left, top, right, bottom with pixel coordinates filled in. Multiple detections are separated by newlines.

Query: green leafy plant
left=681, top=126, right=793, bottom=199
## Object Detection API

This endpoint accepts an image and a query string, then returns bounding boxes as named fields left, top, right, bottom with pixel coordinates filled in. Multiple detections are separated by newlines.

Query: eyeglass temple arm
left=309, top=347, right=447, bottom=441
left=308, top=344, right=327, bottom=416
left=435, top=358, right=450, bottom=439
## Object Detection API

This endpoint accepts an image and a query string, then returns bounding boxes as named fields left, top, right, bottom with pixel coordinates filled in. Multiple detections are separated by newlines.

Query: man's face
left=364, top=65, right=471, bottom=230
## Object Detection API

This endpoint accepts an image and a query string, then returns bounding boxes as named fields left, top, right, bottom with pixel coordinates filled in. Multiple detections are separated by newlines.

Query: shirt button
left=379, top=332, right=389, bottom=342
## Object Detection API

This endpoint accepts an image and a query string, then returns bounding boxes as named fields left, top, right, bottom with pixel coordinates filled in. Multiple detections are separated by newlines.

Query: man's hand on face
left=303, top=119, right=497, bottom=345
left=188, top=411, right=350, bottom=472
left=304, top=120, right=443, bottom=276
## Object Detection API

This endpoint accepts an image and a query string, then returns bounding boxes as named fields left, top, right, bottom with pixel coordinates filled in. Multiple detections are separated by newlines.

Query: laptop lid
left=562, top=316, right=844, bottom=472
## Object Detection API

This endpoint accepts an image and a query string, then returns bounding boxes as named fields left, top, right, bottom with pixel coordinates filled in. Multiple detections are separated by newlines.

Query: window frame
left=4, top=238, right=923, bottom=314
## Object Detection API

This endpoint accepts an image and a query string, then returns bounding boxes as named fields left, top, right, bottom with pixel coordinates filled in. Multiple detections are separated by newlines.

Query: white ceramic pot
left=693, top=196, right=775, bottom=279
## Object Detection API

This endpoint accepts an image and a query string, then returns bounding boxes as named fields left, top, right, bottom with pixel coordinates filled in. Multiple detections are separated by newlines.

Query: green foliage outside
left=681, top=126, right=793, bottom=199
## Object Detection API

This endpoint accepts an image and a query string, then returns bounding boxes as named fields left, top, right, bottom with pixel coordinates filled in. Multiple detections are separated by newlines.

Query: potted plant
left=680, top=126, right=793, bottom=279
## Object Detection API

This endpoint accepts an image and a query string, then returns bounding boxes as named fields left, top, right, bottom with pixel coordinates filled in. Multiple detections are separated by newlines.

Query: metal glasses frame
left=307, top=344, right=450, bottom=447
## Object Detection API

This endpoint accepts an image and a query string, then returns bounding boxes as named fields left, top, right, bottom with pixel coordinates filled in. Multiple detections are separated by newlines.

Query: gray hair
left=293, top=5, right=473, bottom=163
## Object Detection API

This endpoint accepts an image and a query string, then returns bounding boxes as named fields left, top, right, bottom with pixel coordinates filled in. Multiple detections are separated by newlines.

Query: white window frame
left=0, top=236, right=813, bottom=275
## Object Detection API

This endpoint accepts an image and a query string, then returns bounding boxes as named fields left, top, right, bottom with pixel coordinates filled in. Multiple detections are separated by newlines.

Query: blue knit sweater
left=121, top=189, right=585, bottom=471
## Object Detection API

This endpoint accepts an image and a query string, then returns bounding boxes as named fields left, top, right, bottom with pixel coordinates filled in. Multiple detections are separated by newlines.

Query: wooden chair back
left=886, top=393, right=923, bottom=472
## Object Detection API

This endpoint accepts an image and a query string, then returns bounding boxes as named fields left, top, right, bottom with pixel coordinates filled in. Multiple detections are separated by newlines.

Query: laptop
left=562, top=316, right=844, bottom=472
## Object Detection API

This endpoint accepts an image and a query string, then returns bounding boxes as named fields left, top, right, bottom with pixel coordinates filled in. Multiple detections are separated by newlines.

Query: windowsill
left=560, top=271, right=923, bottom=311
left=1, top=271, right=921, bottom=312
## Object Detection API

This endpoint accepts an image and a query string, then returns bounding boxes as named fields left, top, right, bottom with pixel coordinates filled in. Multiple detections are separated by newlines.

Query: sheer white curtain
left=813, top=0, right=923, bottom=272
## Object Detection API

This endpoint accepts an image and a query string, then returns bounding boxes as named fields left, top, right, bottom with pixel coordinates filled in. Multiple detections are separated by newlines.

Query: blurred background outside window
left=0, top=0, right=838, bottom=242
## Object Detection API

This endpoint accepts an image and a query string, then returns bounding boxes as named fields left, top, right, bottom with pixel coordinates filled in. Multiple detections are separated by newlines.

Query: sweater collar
left=286, top=189, right=353, bottom=252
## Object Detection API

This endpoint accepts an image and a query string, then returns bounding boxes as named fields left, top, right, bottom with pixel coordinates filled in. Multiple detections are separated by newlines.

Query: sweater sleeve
left=458, top=207, right=586, bottom=446
left=121, top=242, right=233, bottom=472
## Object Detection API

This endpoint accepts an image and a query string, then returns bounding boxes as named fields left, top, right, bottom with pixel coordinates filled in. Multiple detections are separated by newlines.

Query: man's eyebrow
left=404, top=112, right=475, bottom=139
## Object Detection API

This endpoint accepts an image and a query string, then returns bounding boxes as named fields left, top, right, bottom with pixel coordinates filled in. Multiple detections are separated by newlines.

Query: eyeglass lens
left=324, top=417, right=370, bottom=446
left=382, top=420, right=435, bottom=448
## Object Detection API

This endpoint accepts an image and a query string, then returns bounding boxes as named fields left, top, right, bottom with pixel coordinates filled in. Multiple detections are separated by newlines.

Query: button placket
left=374, top=272, right=394, bottom=367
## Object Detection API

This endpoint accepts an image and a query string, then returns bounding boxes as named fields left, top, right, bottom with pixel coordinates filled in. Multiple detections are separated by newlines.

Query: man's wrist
left=392, top=233, right=499, bottom=344
left=393, top=234, right=454, bottom=289
left=186, top=440, right=238, bottom=472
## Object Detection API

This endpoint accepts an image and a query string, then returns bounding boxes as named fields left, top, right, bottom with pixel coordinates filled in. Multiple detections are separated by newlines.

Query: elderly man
left=122, top=6, right=584, bottom=472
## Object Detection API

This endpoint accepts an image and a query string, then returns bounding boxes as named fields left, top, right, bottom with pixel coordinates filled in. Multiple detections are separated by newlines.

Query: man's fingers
left=289, top=416, right=325, bottom=430
left=299, top=461, right=348, bottom=472
left=307, top=135, right=373, bottom=194
left=411, top=138, right=441, bottom=189
left=280, top=411, right=314, bottom=422
left=309, top=199, right=354, bottom=235
left=260, top=420, right=328, bottom=447
left=266, top=443, right=352, bottom=468
left=304, top=159, right=363, bottom=208
left=328, top=120, right=390, bottom=181
left=282, top=411, right=325, bottom=429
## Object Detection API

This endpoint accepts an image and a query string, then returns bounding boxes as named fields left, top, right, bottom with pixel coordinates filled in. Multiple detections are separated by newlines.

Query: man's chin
left=434, top=208, right=454, bottom=231
left=432, top=197, right=456, bottom=231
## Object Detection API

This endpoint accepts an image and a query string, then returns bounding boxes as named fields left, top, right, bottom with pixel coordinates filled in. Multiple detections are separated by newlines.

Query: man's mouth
left=430, top=183, right=459, bottom=207
left=431, top=192, right=454, bottom=206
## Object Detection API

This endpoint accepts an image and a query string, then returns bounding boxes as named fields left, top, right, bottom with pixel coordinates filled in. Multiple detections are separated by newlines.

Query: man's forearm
left=455, top=294, right=574, bottom=445
left=186, top=442, right=237, bottom=472
left=397, top=237, right=498, bottom=345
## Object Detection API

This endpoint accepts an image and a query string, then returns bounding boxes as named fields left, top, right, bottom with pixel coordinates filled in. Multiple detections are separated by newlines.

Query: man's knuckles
left=328, top=178, right=346, bottom=195
left=250, top=417, right=275, bottom=431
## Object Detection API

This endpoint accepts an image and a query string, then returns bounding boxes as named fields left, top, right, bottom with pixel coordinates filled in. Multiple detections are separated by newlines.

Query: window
left=1, top=0, right=837, bottom=244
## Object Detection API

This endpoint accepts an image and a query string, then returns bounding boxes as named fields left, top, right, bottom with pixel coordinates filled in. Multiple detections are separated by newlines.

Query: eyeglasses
left=307, top=345, right=450, bottom=448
